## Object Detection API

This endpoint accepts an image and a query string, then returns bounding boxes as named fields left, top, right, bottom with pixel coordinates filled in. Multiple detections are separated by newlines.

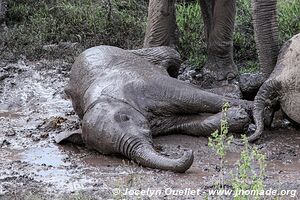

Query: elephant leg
left=136, top=79, right=252, bottom=116
left=143, top=0, right=179, bottom=49
left=199, top=0, right=214, bottom=43
left=153, top=107, right=250, bottom=136
left=199, top=0, right=238, bottom=81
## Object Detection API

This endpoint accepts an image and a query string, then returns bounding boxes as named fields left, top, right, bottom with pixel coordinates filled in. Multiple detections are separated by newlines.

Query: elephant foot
left=193, top=73, right=243, bottom=99
left=239, top=72, right=267, bottom=100
left=178, top=62, right=270, bottom=100
left=198, top=57, right=243, bottom=98
left=201, top=58, right=238, bottom=82
left=178, top=67, right=242, bottom=99
left=203, top=80, right=242, bottom=99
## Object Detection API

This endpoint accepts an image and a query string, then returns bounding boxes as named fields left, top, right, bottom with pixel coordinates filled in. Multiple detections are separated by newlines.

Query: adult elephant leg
left=252, top=0, right=279, bottom=76
left=232, top=0, right=279, bottom=99
left=143, top=0, right=178, bottom=49
left=199, top=0, right=214, bottom=42
left=201, top=0, right=238, bottom=81
left=152, top=107, right=250, bottom=136
left=234, top=0, right=279, bottom=99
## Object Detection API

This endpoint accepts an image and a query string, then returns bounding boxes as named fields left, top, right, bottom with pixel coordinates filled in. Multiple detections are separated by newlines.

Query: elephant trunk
left=249, top=79, right=281, bottom=142
left=133, top=146, right=194, bottom=173
left=119, top=134, right=194, bottom=173
left=252, top=0, right=279, bottom=76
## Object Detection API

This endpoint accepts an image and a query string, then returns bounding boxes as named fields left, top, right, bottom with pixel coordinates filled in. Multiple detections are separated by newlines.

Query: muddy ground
left=0, top=59, right=299, bottom=200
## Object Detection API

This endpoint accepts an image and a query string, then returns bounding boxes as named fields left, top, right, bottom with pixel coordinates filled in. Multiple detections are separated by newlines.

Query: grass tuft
left=2, top=0, right=147, bottom=59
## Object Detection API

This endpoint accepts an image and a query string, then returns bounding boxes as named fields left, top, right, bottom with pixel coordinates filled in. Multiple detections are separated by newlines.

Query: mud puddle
left=0, top=59, right=300, bottom=199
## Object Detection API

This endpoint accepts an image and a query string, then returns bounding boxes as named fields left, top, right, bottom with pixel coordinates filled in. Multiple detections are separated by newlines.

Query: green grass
left=278, top=0, right=300, bottom=43
left=234, top=0, right=257, bottom=67
left=1, top=0, right=299, bottom=65
left=2, top=0, right=147, bottom=59
left=176, top=2, right=206, bottom=67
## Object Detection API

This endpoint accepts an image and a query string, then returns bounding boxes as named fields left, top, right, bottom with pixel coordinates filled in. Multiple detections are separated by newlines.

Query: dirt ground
left=0, top=59, right=299, bottom=200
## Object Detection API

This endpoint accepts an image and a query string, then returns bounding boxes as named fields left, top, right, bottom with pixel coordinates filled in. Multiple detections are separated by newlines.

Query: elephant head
left=81, top=95, right=194, bottom=173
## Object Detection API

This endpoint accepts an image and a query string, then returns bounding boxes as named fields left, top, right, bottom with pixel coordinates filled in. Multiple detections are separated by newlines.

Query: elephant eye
left=114, top=114, right=130, bottom=122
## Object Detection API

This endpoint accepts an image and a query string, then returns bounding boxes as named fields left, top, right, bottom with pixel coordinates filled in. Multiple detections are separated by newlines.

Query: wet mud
left=0, top=59, right=299, bottom=199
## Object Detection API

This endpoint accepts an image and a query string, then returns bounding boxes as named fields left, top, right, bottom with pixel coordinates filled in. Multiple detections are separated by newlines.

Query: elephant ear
left=55, top=130, right=84, bottom=145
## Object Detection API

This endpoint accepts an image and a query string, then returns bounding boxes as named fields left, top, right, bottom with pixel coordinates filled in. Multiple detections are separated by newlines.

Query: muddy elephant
left=249, top=33, right=300, bottom=142
left=143, top=0, right=279, bottom=84
left=63, top=45, right=252, bottom=172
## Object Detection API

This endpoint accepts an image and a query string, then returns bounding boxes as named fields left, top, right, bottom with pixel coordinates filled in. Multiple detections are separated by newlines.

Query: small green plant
left=208, top=102, right=233, bottom=190
left=208, top=103, right=266, bottom=199
left=231, top=135, right=266, bottom=200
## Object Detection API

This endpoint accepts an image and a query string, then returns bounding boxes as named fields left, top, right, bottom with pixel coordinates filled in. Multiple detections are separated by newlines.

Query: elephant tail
left=120, top=134, right=194, bottom=173
left=249, top=79, right=281, bottom=142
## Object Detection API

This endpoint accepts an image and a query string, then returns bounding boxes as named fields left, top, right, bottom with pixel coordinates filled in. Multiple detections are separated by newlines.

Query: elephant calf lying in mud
left=62, top=46, right=252, bottom=172
left=250, top=33, right=300, bottom=142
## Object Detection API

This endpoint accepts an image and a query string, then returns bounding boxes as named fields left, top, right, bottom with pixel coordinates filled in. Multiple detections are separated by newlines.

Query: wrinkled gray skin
left=144, top=0, right=279, bottom=86
left=249, top=33, right=300, bottom=142
left=65, top=46, right=252, bottom=172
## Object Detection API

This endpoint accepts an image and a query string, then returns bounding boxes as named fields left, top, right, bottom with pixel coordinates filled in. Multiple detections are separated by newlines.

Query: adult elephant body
left=64, top=45, right=251, bottom=172
left=250, top=33, right=300, bottom=142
